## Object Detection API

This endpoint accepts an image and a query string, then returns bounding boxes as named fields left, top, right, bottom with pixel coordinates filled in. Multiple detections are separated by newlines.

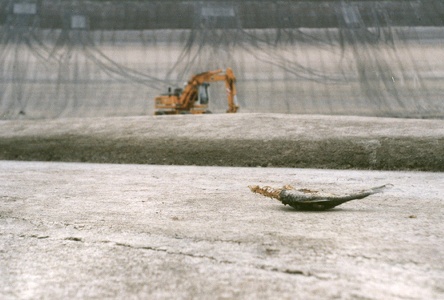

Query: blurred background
left=1, top=0, right=443, bottom=119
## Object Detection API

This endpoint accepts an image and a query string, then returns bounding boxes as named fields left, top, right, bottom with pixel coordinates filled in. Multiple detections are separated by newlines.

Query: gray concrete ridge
left=1, top=161, right=443, bottom=299
left=0, top=114, right=443, bottom=171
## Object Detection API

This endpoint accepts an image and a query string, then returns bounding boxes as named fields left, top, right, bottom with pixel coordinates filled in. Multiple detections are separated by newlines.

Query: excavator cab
left=198, top=83, right=210, bottom=105
left=173, top=88, right=183, bottom=97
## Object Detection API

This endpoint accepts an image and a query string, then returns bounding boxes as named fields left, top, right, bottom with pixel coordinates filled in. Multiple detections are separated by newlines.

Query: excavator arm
left=178, top=68, right=239, bottom=113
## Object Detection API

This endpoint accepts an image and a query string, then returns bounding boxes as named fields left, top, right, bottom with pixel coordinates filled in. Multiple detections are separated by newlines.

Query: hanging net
left=1, top=0, right=443, bottom=119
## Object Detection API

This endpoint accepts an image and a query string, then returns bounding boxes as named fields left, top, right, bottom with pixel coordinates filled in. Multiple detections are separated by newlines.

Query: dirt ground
left=1, top=113, right=443, bottom=299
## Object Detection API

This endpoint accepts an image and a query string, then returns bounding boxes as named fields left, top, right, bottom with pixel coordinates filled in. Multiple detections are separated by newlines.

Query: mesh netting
left=1, top=0, right=443, bottom=119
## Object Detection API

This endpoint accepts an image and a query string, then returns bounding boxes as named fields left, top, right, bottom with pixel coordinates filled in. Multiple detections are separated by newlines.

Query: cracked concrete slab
left=1, top=161, right=443, bottom=299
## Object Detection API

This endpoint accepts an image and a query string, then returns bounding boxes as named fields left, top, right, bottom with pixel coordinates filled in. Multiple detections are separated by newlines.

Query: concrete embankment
left=0, top=114, right=443, bottom=171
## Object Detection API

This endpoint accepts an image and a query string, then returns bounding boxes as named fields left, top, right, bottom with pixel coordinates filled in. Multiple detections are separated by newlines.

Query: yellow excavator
left=154, top=68, right=239, bottom=115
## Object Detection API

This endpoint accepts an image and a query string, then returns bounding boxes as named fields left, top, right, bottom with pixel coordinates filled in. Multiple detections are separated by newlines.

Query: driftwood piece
left=249, top=184, right=392, bottom=211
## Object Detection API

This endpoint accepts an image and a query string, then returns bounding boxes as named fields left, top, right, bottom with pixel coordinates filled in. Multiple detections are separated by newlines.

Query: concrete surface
left=1, top=114, right=443, bottom=170
left=1, top=161, right=443, bottom=299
